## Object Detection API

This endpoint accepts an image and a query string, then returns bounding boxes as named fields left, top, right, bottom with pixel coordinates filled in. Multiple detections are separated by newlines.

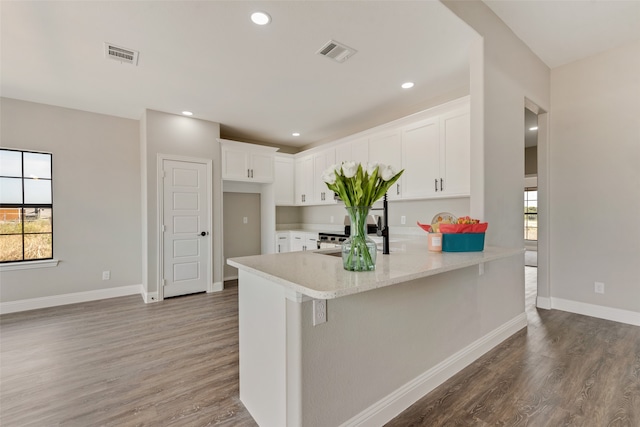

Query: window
left=0, top=149, right=53, bottom=263
left=524, top=188, right=537, bottom=241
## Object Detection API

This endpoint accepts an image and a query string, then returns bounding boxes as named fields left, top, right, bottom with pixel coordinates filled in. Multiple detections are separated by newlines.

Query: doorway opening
left=524, top=107, right=538, bottom=308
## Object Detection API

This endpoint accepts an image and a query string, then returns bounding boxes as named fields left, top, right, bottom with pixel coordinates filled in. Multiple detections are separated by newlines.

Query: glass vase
left=342, top=206, right=377, bottom=271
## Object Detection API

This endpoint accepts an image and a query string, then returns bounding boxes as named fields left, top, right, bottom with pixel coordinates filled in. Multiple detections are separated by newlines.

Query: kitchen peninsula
left=228, top=239, right=525, bottom=427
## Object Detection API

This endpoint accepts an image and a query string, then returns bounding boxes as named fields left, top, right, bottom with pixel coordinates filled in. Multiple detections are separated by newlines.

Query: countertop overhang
left=227, top=238, right=524, bottom=301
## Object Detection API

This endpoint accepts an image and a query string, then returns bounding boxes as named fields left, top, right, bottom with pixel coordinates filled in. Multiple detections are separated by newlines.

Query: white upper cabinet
left=368, top=131, right=402, bottom=200
left=439, top=107, right=470, bottom=197
left=294, top=147, right=336, bottom=206
left=295, top=155, right=314, bottom=205
left=220, top=139, right=278, bottom=183
left=274, top=154, right=295, bottom=206
left=312, top=147, right=336, bottom=204
left=401, top=117, right=440, bottom=199
left=274, top=96, right=470, bottom=206
left=335, top=137, right=368, bottom=166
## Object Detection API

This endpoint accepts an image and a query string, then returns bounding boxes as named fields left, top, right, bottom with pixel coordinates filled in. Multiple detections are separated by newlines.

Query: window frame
left=524, top=187, right=538, bottom=242
left=0, top=148, right=54, bottom=265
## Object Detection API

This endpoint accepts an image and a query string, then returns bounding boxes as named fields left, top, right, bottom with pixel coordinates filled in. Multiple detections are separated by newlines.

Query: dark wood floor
left=1, top=268, right=638, bottom=426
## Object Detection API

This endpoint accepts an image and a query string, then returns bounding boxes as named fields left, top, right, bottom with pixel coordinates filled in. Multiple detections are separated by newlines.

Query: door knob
left=200, top=231, right=209, bottom=236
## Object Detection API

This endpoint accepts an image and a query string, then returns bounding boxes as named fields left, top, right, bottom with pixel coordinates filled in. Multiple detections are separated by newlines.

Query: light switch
left=243, top=217, right=248, bottom=224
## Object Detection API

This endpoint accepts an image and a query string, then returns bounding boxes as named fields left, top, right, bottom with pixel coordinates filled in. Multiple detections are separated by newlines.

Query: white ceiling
left=484, top=0, right=640, bottom=69
left=2, top=1, right=639, bottom=149
left=0, top=1, right=475, bottom=148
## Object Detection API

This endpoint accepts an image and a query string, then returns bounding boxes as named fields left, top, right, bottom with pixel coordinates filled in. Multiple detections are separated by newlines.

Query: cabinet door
left=250, top=152, right=274, bottom=183
left=275, top=233, right=290, bottom=253
left=313, top=148, right=336, bottom=204
left=334, top=143, right=351, bottom=165
left=222, top=148, right=250, bottom=181
left=440, top=109, right=470, bottom=196
left=290, top=233, right=305, bottom=252
left=295, top=156, right=313, bottom=205
left=335, top=137, right=368, bottom=165
left=304, top=233, right=318, bottom=251
left=350, top=137, right=369, bottom=165
left=401, top=118, right=440, bottom=199
left=274, top=156, right=294, bottom=205
left=369, top=131, right=402, bottom=199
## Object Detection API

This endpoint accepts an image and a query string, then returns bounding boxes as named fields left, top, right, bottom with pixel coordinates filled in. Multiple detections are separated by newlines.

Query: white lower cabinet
left=279, top=231, right=318, bottom=253
left=275, top=232, right=290, bottom=253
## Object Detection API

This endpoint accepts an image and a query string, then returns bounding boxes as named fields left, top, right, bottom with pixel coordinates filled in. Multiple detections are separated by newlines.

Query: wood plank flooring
left=1, top=268, right=638, bottom=426
left=0, top=283, right=257, bottom=427
left=386, top=267, right=640, bottom=426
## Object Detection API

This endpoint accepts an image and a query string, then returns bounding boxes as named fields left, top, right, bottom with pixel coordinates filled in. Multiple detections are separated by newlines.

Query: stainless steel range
left=317, top=232, right=348, bottom=249
left=317, top=214, right=379, bottom=249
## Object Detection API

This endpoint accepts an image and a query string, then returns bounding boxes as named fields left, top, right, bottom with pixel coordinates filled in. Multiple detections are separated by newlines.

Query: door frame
left=157, top=154, right=213, bottom=301
left=524, top=98, right=550, bottom=309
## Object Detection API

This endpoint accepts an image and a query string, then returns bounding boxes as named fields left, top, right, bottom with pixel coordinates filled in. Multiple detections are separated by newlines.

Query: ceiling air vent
left=316, top=40, right=357, bottom=63
left=104, top=43, right=139, bottom=65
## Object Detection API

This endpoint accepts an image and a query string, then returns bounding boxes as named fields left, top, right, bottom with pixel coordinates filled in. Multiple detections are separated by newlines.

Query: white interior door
left=162, top=159, right=210, bottom=298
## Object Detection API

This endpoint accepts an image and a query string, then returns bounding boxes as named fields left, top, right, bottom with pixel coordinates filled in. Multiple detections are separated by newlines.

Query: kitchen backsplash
left=276, top=197, right=470, bottom=234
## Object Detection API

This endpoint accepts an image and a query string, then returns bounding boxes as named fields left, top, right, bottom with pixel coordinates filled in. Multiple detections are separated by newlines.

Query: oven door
left=318, top=241, right=341, bottom=249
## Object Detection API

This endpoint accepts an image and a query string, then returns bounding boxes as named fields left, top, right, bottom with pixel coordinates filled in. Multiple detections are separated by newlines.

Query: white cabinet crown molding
left=218, top=138, right=280, bottom=153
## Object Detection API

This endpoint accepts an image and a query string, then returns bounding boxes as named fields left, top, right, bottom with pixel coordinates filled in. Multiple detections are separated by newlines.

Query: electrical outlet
left=102, top=271, right=110, bottom=280
left=313, top=299, right=327, bottom=325
left=243, top=217, right=248, bottom=224
left=594, top=281, right=605, bottom=294
left=401, top=215, right=406, bottom=225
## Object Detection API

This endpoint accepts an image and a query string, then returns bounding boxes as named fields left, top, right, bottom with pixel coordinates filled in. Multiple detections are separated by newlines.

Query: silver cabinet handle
left=251, top=169, right=254, bottom=178
left=396, top=184, right=400, bottom=195
left=440, top=178, right=443, bottom=191
left=435, top=179, right=438, bottom=192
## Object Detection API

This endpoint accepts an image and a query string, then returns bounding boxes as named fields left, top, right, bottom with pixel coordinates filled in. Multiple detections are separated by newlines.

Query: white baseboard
left=223, top=275, right=238, bottom=282
left=0, top=284, right=144, bottom=315
left=209, top=281, right=224, bottom=293
left=551, top=297, right=640, bottom=327
left=536, top=296, right=552, bottom=309
left=340, top=312, right=528, bottom=427
left=143, top=291, right=158, bottom=303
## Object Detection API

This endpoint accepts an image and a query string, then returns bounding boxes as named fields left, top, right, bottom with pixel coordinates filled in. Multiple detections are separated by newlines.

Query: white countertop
left=227, top=238, right=524, bottom=300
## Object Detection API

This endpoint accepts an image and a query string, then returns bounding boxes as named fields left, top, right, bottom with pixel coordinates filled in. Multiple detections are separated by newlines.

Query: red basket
left=439, top=222, right=488, bottom=234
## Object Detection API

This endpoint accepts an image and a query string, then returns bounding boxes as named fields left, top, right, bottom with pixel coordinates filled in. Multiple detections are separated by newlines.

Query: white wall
left=550, top=40, right=640, bottom=314
left=441, top=0, right=550, bottom=307
left=0, top=98, right=141, bottom=302
left=223, top=192, right=261, bottom=280
left=141, top=109, right=223, bottom=298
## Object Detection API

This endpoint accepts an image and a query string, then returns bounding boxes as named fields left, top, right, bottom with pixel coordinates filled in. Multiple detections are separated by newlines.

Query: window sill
left=0, top=259, right=59, bottom=272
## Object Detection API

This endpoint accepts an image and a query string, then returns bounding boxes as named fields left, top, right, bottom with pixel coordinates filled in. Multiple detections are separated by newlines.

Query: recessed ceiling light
left=401, top=82, right=414, bottom=89
left=529, top=126, right=538, bottom=131
left=182, top=111, right=193, bottom=116
left=292, top=132, right=300, bottom=137
left=251, top=11, right=271, bottom=25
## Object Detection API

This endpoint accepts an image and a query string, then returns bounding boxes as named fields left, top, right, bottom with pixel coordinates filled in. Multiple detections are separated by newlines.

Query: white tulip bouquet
left=322, top=162, right=403, bottom=271
left=321, top=161, right=403, bottom=207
